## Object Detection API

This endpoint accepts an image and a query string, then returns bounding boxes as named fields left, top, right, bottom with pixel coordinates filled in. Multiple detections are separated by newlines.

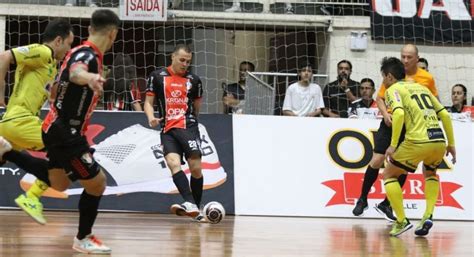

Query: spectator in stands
left=65, top=0, right=97, bottom=7
left=447, top=84, right=469, bottom=113
left=322, top=60, right=360, bottom=118
left=418, top=57, right=429, bottom=71
left=348, top=78, right=378, bottom=119
left=282, top=63, right=324, bottom=117
left=447, top=84, right=471, bottom=122
left=225, top=1, right=294, bottom=13
left=103, top=53, right=142, bottom=111
left=222, top=61, right=255, bottom=114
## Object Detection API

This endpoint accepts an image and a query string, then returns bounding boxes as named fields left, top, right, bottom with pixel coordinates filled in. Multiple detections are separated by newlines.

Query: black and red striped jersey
left=146, top=66, right=203, bottom=133
left=43, top=41, right=103, bottom=135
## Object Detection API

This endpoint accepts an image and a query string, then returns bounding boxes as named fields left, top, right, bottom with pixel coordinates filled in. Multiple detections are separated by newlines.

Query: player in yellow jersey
left=380, top=57, right=456, bottom=237
left=353, top=44, right=438, bottom=221
left=0, top=19, right=74, bottom=224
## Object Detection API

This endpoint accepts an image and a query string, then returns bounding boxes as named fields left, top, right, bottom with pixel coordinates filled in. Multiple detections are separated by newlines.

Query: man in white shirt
left=282, top=63, right=324, bottom=117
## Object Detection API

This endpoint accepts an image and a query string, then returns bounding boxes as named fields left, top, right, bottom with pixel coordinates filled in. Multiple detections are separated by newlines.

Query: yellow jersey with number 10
left=385, top=81, right=446, bottom=143
left=4, top=44, right=57, bottom=119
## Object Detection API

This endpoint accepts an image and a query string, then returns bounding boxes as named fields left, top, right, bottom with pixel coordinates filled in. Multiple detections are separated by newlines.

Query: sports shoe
left=415, top=215, right=433, bottom=236
left=390, top=218, right=413, bottom=237
left=73, top=234, right=111, bottom=254
left=352, top=198, right=368, bottom=216
left=170, top=201, right=200, bottom=218
left=15, top=194, right=46, bottom=225
left=0, top=136, right=12, bottom=162
left=374, top=202, right=397, bottom=222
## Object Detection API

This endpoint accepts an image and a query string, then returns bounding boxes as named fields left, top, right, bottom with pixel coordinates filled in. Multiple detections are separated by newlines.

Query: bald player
left=352, top=44, right=438, bottom=220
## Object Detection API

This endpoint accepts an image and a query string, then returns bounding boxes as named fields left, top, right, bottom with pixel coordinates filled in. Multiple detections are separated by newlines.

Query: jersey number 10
left=411, top=93, right=434, bottom=110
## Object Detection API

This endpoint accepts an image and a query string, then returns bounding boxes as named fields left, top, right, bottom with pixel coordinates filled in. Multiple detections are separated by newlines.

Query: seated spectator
left=65, top=0, right=97, bottom=7
left=103, top=53, right=142, bottom=111
left=418, top=57, right=429, bottom=71
left=348, top=78, right=378, bottom=119
left=322, top=60, right=360, bottom=118
left=223, top=61, right=255, bottom=114
left=446, top=84, right=471, bottom=122
left=282, top=63, right=324, bottom=117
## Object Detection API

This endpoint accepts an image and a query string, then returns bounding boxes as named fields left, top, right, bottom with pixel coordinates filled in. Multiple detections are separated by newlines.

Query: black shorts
left=373, top=120, right=406, bottom=154
left=42, top=123, right=100, bottom=181
left=161, top=124, right=202, bottom=159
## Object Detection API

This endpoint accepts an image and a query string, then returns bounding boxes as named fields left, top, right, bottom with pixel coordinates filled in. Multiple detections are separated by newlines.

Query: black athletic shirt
left=43, top=41, right=102, bottom=135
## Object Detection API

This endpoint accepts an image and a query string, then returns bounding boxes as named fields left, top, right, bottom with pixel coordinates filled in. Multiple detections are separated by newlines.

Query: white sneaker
left=72, top=235, right=111, bottom=254
left=0, top=136, right=12, bottom=161
left=225, top=5, right=242, bottom=12
left=170, top=201, right=200, bottom=218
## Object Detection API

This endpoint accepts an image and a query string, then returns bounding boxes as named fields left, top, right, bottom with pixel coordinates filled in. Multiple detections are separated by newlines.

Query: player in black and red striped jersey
left=41, top=9, right=120, bottom=254
left=144, top=44, right=205, bottom=220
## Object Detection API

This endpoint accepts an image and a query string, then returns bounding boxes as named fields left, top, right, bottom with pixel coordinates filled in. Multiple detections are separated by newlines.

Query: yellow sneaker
left=390, top=218, right=413, bottom=237
left=15, top=194, right=46, bottom=225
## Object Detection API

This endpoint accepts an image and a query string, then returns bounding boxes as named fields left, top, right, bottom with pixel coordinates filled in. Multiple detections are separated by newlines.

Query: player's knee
left=165, top=157, right=182, bottom=172
left=423, top=169, right=437, bottom=178
left=51, top=180, right=71, bottom=192
left=370, top=154, right=385, bottom=169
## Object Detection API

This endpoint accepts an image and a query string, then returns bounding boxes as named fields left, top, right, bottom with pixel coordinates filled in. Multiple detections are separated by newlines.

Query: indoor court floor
left=0, top=210, right=472, bottom=257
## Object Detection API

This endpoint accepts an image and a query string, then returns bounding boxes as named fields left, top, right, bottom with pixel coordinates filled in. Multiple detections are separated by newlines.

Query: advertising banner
left=0, top=112, right=235, bottom=214
left=370, top=0, right=473, bottom=43
left=233, top=115, right=473, bottom=220
left=119, top=0, right=168, bottom=21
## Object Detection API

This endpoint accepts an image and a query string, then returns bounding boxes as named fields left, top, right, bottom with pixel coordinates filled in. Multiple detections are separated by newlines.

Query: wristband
left=344, top=88, right=351, bottom=93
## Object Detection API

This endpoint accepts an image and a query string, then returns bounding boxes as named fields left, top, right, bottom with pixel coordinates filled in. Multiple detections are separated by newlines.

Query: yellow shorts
left=0, top=115, right=44, bottom=151
left=391, top=141, right=446, bottom=172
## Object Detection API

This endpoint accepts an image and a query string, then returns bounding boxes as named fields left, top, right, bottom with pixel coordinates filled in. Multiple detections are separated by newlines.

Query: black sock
left=190, top=176, right=203, bottom=208
left=4, top=150, right=51, bottom=186
left=381, top=174, right=408, bottom=206
left=77, top=190, right=102, bottom=240
left=172, top=171, right=194, bottom=203
left=359, top=165, right=380, bottom=200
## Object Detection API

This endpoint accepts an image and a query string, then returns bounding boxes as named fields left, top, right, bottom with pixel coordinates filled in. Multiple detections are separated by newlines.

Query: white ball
left=203, top=201, right=225, bottom=224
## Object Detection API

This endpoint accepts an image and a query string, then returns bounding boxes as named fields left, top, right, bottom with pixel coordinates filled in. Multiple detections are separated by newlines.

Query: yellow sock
left=26, top=179, right=49, bottom=199
left=384, top=177, right=405, bottom=223
left=424, top=176, right=439, bottom=218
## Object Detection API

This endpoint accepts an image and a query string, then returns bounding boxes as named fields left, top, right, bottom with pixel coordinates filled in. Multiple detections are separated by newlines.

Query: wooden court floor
left=0, top=210, right=472, bottom=257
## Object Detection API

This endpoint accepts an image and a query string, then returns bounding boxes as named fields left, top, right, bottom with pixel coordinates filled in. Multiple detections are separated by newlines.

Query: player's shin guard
left=423, top=176, right=439, bottom=218
left=190, top=175, right=203, bottom=207
left=172, top=171, right=194, bottom=203
left=360, top=165, right=379, bottom=200
left=384, top=178, right=405, bottom=223
left=380, top=173, right=407, bottom=206
left=4, top=150, right=51, bottom=186
left=77, top=190, right=102, bottom=240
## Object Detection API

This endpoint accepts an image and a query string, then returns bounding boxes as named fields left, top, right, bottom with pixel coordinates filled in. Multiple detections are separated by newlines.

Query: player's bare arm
left=376, top=95, right=392, bottom=126
left=144, top=94, right=161, bottom=127
left=69, top=63, right=105, bottom=95
left=0, top=51, right=14, bottom=107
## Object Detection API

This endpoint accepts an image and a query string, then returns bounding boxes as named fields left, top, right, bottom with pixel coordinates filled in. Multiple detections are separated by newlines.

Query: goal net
left=1, top=0, right=473, bottom=115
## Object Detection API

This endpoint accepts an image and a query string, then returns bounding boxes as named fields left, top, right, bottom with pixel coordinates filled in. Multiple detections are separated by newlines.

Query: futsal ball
left=203, top=201, right=225, bottom=224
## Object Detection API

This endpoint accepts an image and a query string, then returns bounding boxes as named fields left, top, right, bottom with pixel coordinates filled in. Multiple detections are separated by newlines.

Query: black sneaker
left=374, top=202, right=397, bottom=222
left=414, top=215, right=433, bottom=236
left=352, top=198, right=368, bottom=216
